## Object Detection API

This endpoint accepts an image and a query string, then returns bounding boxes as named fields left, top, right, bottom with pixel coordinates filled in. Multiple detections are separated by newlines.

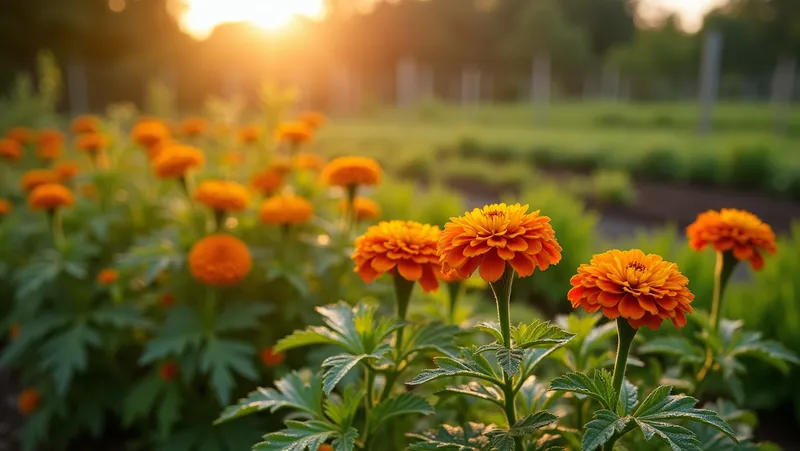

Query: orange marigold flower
left=36, top=142, right=63, bottom=160
left=131, top=120, right=170, bottom=149
left=439, top=268, right=466, bottom=283
left=295, top=152, right=325, bottom=172
left=353, top=220, right=441, bottom=292
left=6, top=127, right=34, bottom=144
left=340, top=196, right=380, bottom=221
left=17, top=388, right=40, bottom=415
left=152, top=144, right=204, bottom=179
left=161, top=293, right=175, bottom=308
left=221, top=150, right=244, bottom=167
left=21, top=170, right=58, bottom=192
left=144, top=138, right=177, bottom=161
left=439, top=203, right=562, bottom=283
left=28, top=183, right=74, bottom=211
left=259, top=195, right=314, bottom=225
left=275, top=121, right=313, bottom=146
left=9, top=324, right=20, bottom=340
left=260, top=347, right=285, bottom=366
left=568, top=249, right=695, bottom=330
left=38, top=129, right=65, bottom=146
left=0, top=199, right=13, bottom=216
left=159, top=361, right=179, bottom=381
left=321, top=156, right=381, bottom=188
left=686, top=208, right=777, bottom=271
left=54, top=161, right=80, bottom=182
left=318, top=445, right=334, bottom=451
left=270, top=159, right=293, bottom=175
left=188, top=234, right=252, bottom=286
left=71, top=115, right=100, bottom=134
left=251, top=169, right=284, bottom=196
left=75, top=132, right=109, bottom=154
left=194, top=180, right=250, bottom=212
left=180, top=117, right=208, bottom=137
left=97, top=269, right=119, bottom=285
left=298, top=111, right=326, bottom=129
left=0, top=138, right=22, bottom=161
left=238, top=124, right=262, bottom=144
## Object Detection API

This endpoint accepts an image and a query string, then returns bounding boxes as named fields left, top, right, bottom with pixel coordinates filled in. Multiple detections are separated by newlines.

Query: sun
left=179, top=0, right=326, bottom=38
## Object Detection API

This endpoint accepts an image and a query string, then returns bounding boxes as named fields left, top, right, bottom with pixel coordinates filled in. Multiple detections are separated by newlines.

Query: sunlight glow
left=180, top=0, right=326, bottom=38
left=642, top=0, right=725, bottom=30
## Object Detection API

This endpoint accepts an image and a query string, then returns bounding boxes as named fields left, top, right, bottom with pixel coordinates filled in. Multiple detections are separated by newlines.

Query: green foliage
left=407, top=422, right=495, bottom=450
left=550, top=370, right=616, bottom=410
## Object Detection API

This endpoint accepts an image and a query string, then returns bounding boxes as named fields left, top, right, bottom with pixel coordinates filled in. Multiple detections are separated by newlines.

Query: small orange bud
left=260, top=347, right=285, bottom=367
left=9, top=324, right=21, bottom=340
left=161, top=293, right=175, bottom=308
left=318, top=445, right=334, bottom=451
left=97, top=269, right=119, bottom=285
left=18, top=388, right=40, bottom=415
left=159, top=361, right=179, bottom=381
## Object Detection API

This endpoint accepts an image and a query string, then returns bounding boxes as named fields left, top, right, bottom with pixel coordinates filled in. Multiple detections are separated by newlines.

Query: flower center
left=484, top=210, right=505, bottom=219
left=626, top=261, right=646, bottom=272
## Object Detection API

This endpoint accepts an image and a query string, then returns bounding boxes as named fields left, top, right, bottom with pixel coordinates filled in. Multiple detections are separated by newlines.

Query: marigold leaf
left=512, top=320, right=576, bottom=350
left=215, top=371, right=323, bottom=424
left=39, top=323, right=102, bottom=394
left=139, top=306, right=203, bottom=364
left=369, top=393, right=434, bottom=434
left=253, top=420, right=337, bottom=451
left=548, top=370, right=616, bottom=410
left=213, top=303, right=274, bottom=333
left=581, top=409, right=631, bottom=451
left=200, top=338, right=257, bottom=405
left=436, top=381, right=503, bottom=405
left=408, top=349, right=501, bottom=386
left=321, top=352, right=384, bottom=395
left=406, top=422, right=496, bottom=450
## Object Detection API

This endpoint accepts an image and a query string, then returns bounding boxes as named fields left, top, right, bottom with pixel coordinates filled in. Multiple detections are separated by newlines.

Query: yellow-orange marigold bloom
left=71, top=115, right=100, bottom=134
left=188, top=234, right=252, bottom=286
left=568, top=249, right=694, bottom=330
left=295, top=152, right=325, bottom=172
left=194, top=180, right=249, bottom=212
left=0, top=199, right=12, bottom=216
left=0, top=138, right=22, bottom=161
left=251, top=169, right=284, bottom=196
left=6, top=127, right=33, bottom=144
left=54, top=161, right=80, bottom=182
left=75, top=132, right=109, bottom=154
left=275, top=121, right=313, bottom=146
left=132, top=120, right=170, bottom=149
left=299, top=111, right=327, bottom=129
left=318, top=445, right=334, bottom=451
left=152, top=145, right=204, bottom=179
left=353, top=220, right=442, bottom=292
left=238, top=124, right=262, bottom=144
left=18, top=388, right=40, bottom=415
left=180, top=117, right=208, bottom=137
left=38, top=129, right=65, bottom=146
left=144, top=139, right=177, bottom=161
left=340, top=196, right=380, bottom=221
left=686, top=209, right=777, bottom=271
left=97, top=269, right=119, bottom=285
left=28, top=183, right=75, bottom=211
left=259, top=195, right=314, bottom=225
left=20, top=170, right=58, bottom=192
left=36, top=142, right=63, bottom=160
left=270, top=159, right=293, bottom=175
left=321, top=156, right=381, bottom=188
left=439, top=203, right=562, bottom=283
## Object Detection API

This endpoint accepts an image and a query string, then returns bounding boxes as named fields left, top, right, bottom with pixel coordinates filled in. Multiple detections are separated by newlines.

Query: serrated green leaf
left=317, top=303, right=362, bottom=352
left=407, top=422, right=495, bottom=450
left=39, top=323, right=101, bottom=393
left=486, top=432, right=515, bottom=451
left=637, top=421, right=702, bottom=451
left=512, top=321, right=576, bottom=350
left=509, top=411, right=558, bottom=435
left=0, top=314, right=71, bottom=366
left=619, top=379, right=638, bottom=416
left=517, top=377, right=550, bottom=416
left=321, top=353, right=372, bottom=395
left=369, top=393, right=434, bottom=434
left=324, top=386, right=364, bottom=428
left=276, top=327, right=341, bottom=353
left=254, top=420, right=336, bottom=451
left=436, top=381, right=503, bottom=406
left=728, top=331, right=800, bottom=373
left=213, top=303, right=274, bottom=333
left=496, top=346, right=525, bottom=376
left=122, top=375, right=163, bottom=426
left=200, top=338, right=257, bottom=405
left=409, top=349, right=501, bottom=386
left=634, top=386, right=737, bottom=443
left=92, top=305, right=152, bottom=329
left=216, top=371, right=323, bottom=424
left=476, top=322, right=504, bottom=343
left=639, top=337, right=704, bottom=363
left=139, top=306, right=203, bottom=364
left=157, top=385, right=182, bottom=437
left=404, top=323, right=462, bottom=358
left=548, top=370, right=616, bottom=410
left=581, top=409, right=631, bottom=451
left=333, top=427, right=358, bottom=451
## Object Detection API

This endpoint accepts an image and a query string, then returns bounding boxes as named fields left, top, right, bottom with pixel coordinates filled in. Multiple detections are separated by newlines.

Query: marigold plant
left=6, top=126, right=33, bottom=144
left=321, top=156, right=382, bottom=188
left=340, top=196, right=380, bottom=221
left=439, top=203, right=562, bottom=283
left=260, top=347, right=285, bottom=367
left=97, top=269, right=119, bottom=285
left=194, top=180, right=250, bottom=212
left=250, top=169, right=284, bottom=196
left=131, top=120, right=170, bottom=149
left=21, top=169, right=58, bottom=192
left=0, top=138, right=22, bottom=161
left=71, top=115, right=100, bottom=134
left=258, top=195, right=314, bottom=225
left=238, top=124, right=261, bottom=144
left=54, top=161, right=80, bottom=182
left=188, top=234, right=252, bottom=286
left=687, top=208, right=776, bottom=270
left=28, top=183, right=75, bottom=211
left=295, top=152, right=325, bottom=172
left=17, top=388, right=40, bottom=415
left=298, top=111, right=326, bottom=129
left=75, top=132, right=110, bottom=155
left=152, top=144, right=204, bottom=179
left=38, top=128, right=65, bottom=146
left=36, top=141, right=62, bottom=160
left=0, top=199, right=12, bottom=216
left=180, top=117, right=209, bottom=137
left=275, top=121, right=313, bottom=146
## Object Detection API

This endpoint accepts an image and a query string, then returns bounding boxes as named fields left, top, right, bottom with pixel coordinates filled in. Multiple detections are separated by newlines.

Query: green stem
left=709, top=251, right=738, bottom=333
left=446, top=281, right=462, bottom=324
left=344, top=184, right=358, bottom=236
left=610, top=318, right=638, bottom=411
left=47, top=208, right=66, bottom=251
left=363, top=367, right=375, bottom=446
left=381, top=275, right=415, bottom=401
left=213, top=209, right=226, bottom=233
left=203, top=289, right=218, bottom=332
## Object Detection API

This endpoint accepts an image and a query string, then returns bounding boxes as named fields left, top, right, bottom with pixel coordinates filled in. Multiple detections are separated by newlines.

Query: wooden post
left=67, top=62, right=89, bottom=115
left=771, top=55, right=796, bottom=135
left=531, top=53, right=551, bottom=122
left=396, top=58, right=418, bottom=108
left=698, top=30, right=723, bottom=135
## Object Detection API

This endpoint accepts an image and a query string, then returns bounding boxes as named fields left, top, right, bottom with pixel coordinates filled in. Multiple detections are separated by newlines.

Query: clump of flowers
left=188, top=234, right=252, bottom=287
left=321, top=156, right=382, bottom=189
left=298, top=111, right=326, bottom=129
left=687, top=208, right=776, bottom=270
left=353, top=220, right=442, bottom=293
left=132, top=119, right=170, bottom=149
left=194, top=180, right=250, bottom=212
left=71, top=115, right=100, bottom=134
left=28, top=183, right=75, bottom=211
left=259, top=195, right=314, bottom=225
left=439, top=203, right=562, bottom=283
left=21, top=170, right=59, bottom=192
left=221, top=150, right=244, bottom=167
left=6, top=126, right=34, bottom=144
left=97, top=269, right=119, bottom=285
left=152, top=144, right=204, bottom=179
left=295, top=152, right=325, bottom=172
left=0, top=138, right=22, bottom=161
left=260, top=347, right=285, bottom=367
left=75, top=132, right=110, bottom=156
left=180, top=117, right=209, bottom=138
left=568, top=249, right=694, bottom=330
left=0, top=199, right=12, bottom=217
left=38, top=128, right=65, bottom=146
left=275, top=121, right=313, bottom=147
left=251, top=169, right=285, bottom=196
left=17, top=388, right=40, bottom=415
left=37, top=129, right=65, bottom=160
left=238, top=124, right=262, bottom=144
left=54, top=161, right=81, bottom=182
left=340, top=196, right=380, bottom=221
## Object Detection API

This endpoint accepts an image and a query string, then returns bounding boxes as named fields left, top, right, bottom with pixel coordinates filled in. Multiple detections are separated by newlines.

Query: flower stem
left=213, top=209, right=226, bottom=233
left=344, top=183, right=358, bottom=235
left=709, top=251, right=738, bottom=333
left=381, top=275, right=415, bottom=401
left=611, top=318, right=637, bottom=411
left=47, top=208, right=66, bottom=251
left=446, top=281, right=463, bottom=324
left=203, top=289, right=218, bottom=332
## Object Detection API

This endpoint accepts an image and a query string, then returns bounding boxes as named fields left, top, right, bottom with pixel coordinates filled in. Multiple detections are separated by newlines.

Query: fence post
left=67, top=62, right=89, bottom=115
left=531, top=53, right=551, bottom=122
left=698, top=30, right=723, bottom=135
left=771, top=55, right=796, bottom=135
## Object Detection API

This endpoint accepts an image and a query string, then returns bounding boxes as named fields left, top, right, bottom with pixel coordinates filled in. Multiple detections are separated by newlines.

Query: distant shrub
left=593, top=112, right=627, bottom=127
left=652, top=113, right=677, bottom=128
left=684, top=153, right=721, bottom=186
left=634, top=146, right=684, bottom=181
left=481, top=145, right=518, bottom=163
left=454, top=137, right=483, bottom=159
left=724, top=145, right=774, bottom=190
left=589, top=169, right=636, bottom=205
left=395, top=153, right=433, bottom=182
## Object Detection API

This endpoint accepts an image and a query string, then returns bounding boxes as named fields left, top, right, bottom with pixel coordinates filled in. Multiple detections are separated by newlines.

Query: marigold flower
left=54, top=161, right=80, bottom=182
left=36, top=142, right=62, bottom=160
left=353, top=220, right=441, bottom=292
left=97, top=269, right=119, bottom=285
left=318, top=445, right=333, bottom=451
left=38, top=129, right=65, bottom=146
left=144, top=138, right=177, bottom=161
left=152, top=144, right=204, bottom=179
left=17, top=388, right=40, bottom=415
left=194, top=180, right=249, bottom=212
left=568, top=249, right=694, bottom=330
left=260, top=347, right=285, bottom=366
left=321, top=156, right=382, bottom=188
left=0, top=199, right=12, bottom=216
left=161, top=293, right=175, bottom=308
left=21, top=170, right=58, bottom=192
left=0, top=138, right=22, bottom=161
left=270, top=159, right=293, bottom=175
left=71, top=115, right=100, bottom=134
left=238, top=124, right=262, bottom=144
left=686, top=209, right=777, bottom=271
left=340, top=196, right=380, bottom=221
left=132, top=120, right=170, bottom=149
left=9, top=324, right=20, bottom=340
left=275, top=121, right=313, bottom=146
left=251, top=169, right=285, bottom=196
left=221, top=150, right=244, bottom=167
left=6, top=127, right=33, bottom=144
left=259, top=195, right=314, bottom=225
left=75, top=132, right=109, bottom=154
left=28, top=183, right=75, bottom=211
left=439, top=268, right=466, bottom=283
left=180, top=117, right=208, bottom=137
left=299, top=111, right=326, bottom=129
left=295, top=152, right=325, bottom=172
left=188, top=234, right=252, bottom=286
left=159, top=361, right=179, bottom=381
left=439, top=203, right=561, bottom=283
